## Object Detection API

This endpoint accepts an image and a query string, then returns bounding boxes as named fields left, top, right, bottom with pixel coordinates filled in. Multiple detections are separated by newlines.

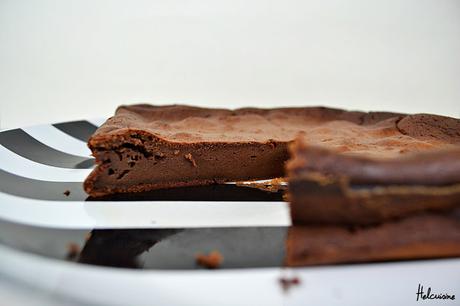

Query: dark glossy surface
left=87, top=184, right=285, bottom=202
left=0, top=217, right=286, bottom=270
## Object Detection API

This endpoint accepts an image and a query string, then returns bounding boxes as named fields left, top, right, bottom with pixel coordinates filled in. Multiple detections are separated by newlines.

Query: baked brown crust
left=285, top=210, right=460, bottom=266
left=89, top=104, right=400, bottom=144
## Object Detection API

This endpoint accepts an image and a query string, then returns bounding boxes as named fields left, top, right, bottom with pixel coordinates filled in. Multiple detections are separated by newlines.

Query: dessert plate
left=0, top=119, right=290, bottom=229
left=0, top=215, right=459, bottom=306
left=1, top=120, right=459, bottom=306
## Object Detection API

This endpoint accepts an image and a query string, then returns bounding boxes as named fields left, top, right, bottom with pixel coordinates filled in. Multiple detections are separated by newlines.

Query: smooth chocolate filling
left=85, top=136, right=288, bottom=196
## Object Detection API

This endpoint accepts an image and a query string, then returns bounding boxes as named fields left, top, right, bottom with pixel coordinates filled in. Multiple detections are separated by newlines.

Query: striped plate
left=0, top=119, right=290, bottom=229
left=1, top=120, right=459, bottom=306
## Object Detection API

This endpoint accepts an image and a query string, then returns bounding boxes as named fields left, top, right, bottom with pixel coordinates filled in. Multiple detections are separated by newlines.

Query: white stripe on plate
left=1, top=241, right=459, bottom=306
left=86, top=118, right=107, bottom=127
left=0, top=243, right=284, bottom=306
left=22, top=125, right=91, bottom=157
left=0, top=191, right=290, bottom=229
left=0, top=145, right=92, bottom=182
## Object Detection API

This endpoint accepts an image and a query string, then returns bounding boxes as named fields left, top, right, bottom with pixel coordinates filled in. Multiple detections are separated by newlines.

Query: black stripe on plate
left=79, top=227, right=286, bottom=269
left=0, top=129, right=94, bottom=169
left=0, top=169, right=284, bottom=202
left=0, top=215, right=286, bottom=270
left=53, top=120, right=98, bottom=142
left=0, top=169, right=88, bottom=201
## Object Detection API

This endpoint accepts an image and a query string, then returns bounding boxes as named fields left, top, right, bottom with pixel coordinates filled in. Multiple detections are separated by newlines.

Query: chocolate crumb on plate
left=279, top=276, right=301, bottom=293
left=195, top=250, right=223, bottom=269
left=66, top=242, right=80, bottom=260
left=236, top=177, right=287, bottom=193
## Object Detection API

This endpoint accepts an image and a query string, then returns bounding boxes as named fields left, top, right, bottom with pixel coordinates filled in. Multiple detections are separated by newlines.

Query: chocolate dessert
left=84, top=104, right=401, bottom=196
left=84, top=101, right=460, bottom=230
left=287, top=115, right=460, bottom=225
left=85, top=104, right=425, bottom=196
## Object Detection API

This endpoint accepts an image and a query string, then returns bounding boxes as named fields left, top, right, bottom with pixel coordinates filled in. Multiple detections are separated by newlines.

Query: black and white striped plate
left=0, top=119, right=289, bottom=229
left=1, top=119, right=459, bottom=306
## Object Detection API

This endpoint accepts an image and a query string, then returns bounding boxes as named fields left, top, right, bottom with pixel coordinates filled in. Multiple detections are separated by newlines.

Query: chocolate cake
left=85, top=104, right=460, bottom=198
left=287, top=114, right=460, bottom=225
left=286, top=210, right=460, bottom=266
left=84, top=104, right=398, bottom=196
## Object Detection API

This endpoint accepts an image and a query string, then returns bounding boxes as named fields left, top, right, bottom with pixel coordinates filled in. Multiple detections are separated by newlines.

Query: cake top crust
left=90, top=104, right=460, bottom=154
left=286, top=110, right=460, bottom=185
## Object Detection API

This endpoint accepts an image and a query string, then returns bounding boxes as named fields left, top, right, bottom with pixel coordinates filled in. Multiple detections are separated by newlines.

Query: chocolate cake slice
left=84, top=104, right=397, bottom=196
left=85, top=104, right=460, bottom=197
left=287, top=114, right=460, bottom=225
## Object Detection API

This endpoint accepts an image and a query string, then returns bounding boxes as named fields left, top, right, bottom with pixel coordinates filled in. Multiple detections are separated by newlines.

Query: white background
left=1, top=2, right=460, bottom=304
left=1, top=0, right=460, bottom=129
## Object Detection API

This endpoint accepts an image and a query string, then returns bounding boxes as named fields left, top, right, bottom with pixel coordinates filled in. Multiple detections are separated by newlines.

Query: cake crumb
left=66, top=242, right=80, bottom=260
left=173, top=150, right=180, bottom=155
left=236, top=177, right=287, bottom=193
left=184, top=153, right=197, bottom=167
left=196, top=250, right=223, bottom=269
left=282, top=193, right=290, bottom=202
left=63, top=190, right=71, bottom=196
left=279, top=276, right=301, bottom=293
